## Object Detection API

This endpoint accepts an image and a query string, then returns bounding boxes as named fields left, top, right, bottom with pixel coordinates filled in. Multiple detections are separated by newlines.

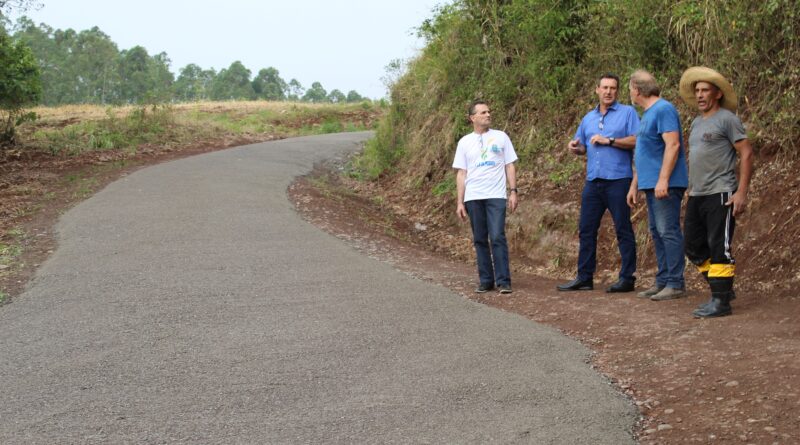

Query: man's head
left=596, top=73, right=620, bottom=107
left=679, top=66, right=738, bottom=112
left=468, top=100, right=491, bottom=131
left=628, top=70, right=660, bottom=106
left=693, top=81, right=722, bottom=114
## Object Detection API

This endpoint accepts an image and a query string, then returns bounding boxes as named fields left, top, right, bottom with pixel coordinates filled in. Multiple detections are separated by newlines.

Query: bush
left=0, top=32, right=42, bottom=147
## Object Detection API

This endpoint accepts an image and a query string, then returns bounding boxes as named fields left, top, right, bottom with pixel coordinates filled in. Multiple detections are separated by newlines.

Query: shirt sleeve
left=504, top=133, right=518, bottom=165
left=724, top=114, right=748, bottom=143
left=656, top=104, right=681, bottom=135
left=574, top=119, right=585, bottom=146
left=452, top=139, right=467, bottom=170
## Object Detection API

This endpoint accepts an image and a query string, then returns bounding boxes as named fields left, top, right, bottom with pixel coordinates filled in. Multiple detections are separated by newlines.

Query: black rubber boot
left=693, top=277, right=733, bottom=318
left=692, top=292, right=732, bottom=318
left=695, top=273, right=737, bottom=312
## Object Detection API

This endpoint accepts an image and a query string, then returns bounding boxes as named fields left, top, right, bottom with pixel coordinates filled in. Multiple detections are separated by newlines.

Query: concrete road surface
left=0, top=132, right=637, bottom=444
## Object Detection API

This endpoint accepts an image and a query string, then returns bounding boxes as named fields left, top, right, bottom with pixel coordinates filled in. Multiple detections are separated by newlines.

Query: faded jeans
left=644, top=188, right=686, bottom=289
left=465, top=199, right=510, bottom=287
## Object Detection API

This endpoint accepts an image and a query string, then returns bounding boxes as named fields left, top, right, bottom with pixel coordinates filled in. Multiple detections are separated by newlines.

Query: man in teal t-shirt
left=627, top=70, right=688, bottom=301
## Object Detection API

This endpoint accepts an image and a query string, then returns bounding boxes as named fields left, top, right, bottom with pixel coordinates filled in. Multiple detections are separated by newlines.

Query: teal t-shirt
left=634, top=98, right=688, bottom=190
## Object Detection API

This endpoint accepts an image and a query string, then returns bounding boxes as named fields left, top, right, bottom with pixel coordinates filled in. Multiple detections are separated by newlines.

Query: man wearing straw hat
left=679, top=67, right=754, bottom=318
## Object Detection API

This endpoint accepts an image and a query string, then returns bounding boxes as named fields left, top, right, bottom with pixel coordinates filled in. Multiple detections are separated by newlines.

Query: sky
left=8, top=0, right=446, bottom=99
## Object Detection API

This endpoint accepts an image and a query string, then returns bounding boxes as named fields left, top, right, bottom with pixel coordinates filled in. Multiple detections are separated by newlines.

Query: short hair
left=597, top=72, right=620, bottom=88
left=630, top=70, right=660, bottom=97
left=468, top=99, right=488, bottom=116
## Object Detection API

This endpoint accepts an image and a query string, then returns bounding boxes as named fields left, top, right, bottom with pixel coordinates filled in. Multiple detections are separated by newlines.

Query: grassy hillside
left=355, top=0, right=800, bottom=293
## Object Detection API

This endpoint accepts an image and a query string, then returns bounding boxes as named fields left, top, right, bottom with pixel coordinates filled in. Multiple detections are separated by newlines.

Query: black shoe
left=557, top=278, right=593, bottom=291
left=475, top=283, right=495, bottom=293
left=605, top=278, right=635, bottom=293
left=498, top=284, right=512, bottom=294
left=692, top=295, right=732, bottom=318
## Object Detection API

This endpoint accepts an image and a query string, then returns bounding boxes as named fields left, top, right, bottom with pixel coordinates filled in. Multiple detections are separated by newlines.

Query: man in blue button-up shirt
left=557, top=73, right=640, bottom=293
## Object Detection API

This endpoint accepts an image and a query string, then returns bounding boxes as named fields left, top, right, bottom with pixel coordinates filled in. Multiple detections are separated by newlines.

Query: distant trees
left=302, top=81, right=328, bottom=103
left=211, top=61, right=254, bottom=100
left=252, top=67, right=287, bottom=100
left=173, top=63, right=215, bottom=102
left=5, top=17, right=368, bottom=106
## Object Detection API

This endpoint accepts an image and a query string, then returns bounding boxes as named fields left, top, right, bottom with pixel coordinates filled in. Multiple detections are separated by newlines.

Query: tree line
left=3, top=16, right=367, bottom=106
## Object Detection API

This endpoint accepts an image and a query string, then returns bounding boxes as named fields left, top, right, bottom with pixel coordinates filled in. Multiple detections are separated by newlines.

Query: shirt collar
left=594, top=101, right=620, bottom=114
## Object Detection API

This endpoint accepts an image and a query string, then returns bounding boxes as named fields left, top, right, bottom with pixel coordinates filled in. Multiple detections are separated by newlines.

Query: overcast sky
left=9, top=0, right=445, bottom=99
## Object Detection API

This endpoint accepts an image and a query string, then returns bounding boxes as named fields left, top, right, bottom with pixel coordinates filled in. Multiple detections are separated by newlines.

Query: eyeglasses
left=599, top=113, right=606, bottom=130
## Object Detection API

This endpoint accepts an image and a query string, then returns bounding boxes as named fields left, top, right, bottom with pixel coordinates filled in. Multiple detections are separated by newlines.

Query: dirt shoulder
left=288, top=160, right=799, bottom=445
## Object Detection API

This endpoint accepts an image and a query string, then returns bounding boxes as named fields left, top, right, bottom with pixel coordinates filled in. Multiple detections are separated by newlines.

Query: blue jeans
left=577, top=178, right=636, bottom=282
left=644, top=188, right=686, bottom=289
left=465, top=199, right=510, bottom=287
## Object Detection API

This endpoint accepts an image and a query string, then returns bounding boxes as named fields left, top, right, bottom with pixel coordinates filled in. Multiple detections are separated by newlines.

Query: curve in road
left=0, top=132, right=636, bottom=443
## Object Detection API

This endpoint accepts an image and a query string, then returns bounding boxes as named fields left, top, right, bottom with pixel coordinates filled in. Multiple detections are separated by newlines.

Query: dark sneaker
left=498, top=284, right=512, bottom=294
left=475, top=284, right=495, bottom=293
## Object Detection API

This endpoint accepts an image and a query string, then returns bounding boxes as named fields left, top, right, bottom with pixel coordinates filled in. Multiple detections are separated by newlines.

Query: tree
left=0, top=0, right=40, bottom=14
left=346, top=90, right=364, bottom=103
left=117, top=45, right=153, bottom=103
left=327, top=89, right=346, bottom=103
left=302, top=81, right=328, bottom=103
left=174, top=63, right=215, bottom=102
left=211, top=60, right=254, bottom=100
left=0, top=31, right=41, bottom=146
left=252, top=67, right=287, bottom=101
left=287, top=78, right=304, bottom=101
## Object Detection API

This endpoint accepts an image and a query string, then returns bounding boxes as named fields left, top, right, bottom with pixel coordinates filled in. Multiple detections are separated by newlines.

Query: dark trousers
left=465, top=199, right=510, bottom=287
left=577, top=178, right=637, bottom=282
left=685, top=192, right=736, bottom=291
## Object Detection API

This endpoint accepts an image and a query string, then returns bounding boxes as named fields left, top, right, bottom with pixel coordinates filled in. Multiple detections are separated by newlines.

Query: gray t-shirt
left=687, top=108, right=747, bottom=196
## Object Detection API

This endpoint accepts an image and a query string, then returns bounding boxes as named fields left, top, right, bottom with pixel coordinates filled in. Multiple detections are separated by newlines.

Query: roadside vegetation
left=352, top=0, right=800, bottom=292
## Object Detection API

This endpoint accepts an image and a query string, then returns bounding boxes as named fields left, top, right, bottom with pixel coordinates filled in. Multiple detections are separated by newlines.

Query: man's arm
left=726, top=138, right=754, bottom=216
left=456, top=168, right=467, bottom=221
left=655, top=131, right=681, bottom=199
left=506, top=162, right=518, bottom=213
left=589, top=134, right=636, bottom=150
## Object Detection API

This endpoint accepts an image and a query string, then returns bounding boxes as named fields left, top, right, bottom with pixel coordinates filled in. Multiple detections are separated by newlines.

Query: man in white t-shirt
left=453, top=100, right=519, bottom=294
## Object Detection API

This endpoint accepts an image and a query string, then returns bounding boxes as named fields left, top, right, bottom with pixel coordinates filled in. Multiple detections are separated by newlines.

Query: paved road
left=1, top=132, right=636, bottom=444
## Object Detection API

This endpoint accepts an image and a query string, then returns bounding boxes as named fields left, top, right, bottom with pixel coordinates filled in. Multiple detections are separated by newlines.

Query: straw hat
left=679, top=67, right=738, bottom=111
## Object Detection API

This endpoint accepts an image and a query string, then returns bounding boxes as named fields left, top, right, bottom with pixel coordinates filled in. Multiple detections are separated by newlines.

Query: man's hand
left=627, top=188, right=639, bottom=208
left=456, top=203, right=468, bottom=221
left=655, top=178, right=669, bottom=199
left=508, top=193, right=518, bottom=213
left=726, top=190, right=748, bottom=216
left=589, top=134, right=611, bottom=146
left=568, top=138, right=586, bottom=155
